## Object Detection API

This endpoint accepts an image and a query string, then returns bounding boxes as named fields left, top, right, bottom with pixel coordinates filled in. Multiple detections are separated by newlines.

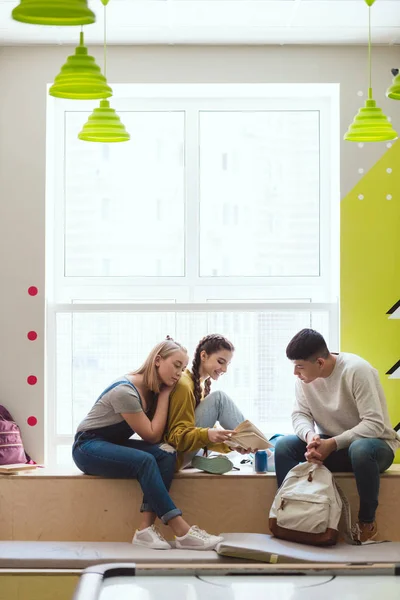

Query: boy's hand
left=305, top=438, right=337, bottom=464
left=306, top=432, right=321, bottom=446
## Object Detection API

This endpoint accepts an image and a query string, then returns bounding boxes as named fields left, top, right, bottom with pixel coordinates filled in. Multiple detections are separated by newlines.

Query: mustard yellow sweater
left=164, top=370, right=230, bottom=470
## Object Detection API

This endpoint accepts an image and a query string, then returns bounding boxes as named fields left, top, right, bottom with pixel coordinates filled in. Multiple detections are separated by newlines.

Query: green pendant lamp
left=12, top=0, right=95, bottom=26
left=78, top=0, right=130, bottom=142
left=344, top=0, right=397, bottom=142
left=386, top=68, right=400, bottom=101
left=49, top=31, right=112, bottom=100
left=344, top=90, right=398, bottom=142
left=78, top=99, right=130, bottom=142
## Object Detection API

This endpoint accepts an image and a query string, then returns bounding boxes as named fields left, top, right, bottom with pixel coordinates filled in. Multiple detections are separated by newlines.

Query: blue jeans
left=72, top=433, right=182, bottom=524
left=182, top=390, right=246, bottom=467
left=275, top=435, right=394, bottom=523
left=195, top=390, right=245, bottom=429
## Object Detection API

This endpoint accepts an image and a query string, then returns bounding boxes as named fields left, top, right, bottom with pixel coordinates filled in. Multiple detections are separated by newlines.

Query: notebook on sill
left=0, top=463, right=38, bottom=474
left=225, top=420, right=273, bottom=451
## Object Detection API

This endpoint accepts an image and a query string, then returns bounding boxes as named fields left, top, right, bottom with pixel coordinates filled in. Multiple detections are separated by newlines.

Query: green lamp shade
left=386, top=70, right=400, bottom=101
left=12, top=0, right=95, bottom=26
left=344, top=93, right=398, bottom=142
left=78, top=100, right=130, bottom=143
left=49, top=33, right=112, bottom=100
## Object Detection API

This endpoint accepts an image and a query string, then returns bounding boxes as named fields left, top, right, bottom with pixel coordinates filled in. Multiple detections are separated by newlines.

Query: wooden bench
left=1, top=465, right=399, bottom=542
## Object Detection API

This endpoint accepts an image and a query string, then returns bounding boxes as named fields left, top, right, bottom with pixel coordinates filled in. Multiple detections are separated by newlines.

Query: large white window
left=46, top=84, right=340, bottom=466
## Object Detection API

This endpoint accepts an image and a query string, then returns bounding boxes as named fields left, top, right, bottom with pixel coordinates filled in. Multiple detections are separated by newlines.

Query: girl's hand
left=207, top=428, right=235, bottom=443
left=236, top=447, right=255, bottom=455
left=158, top=384, right=175, bottom=400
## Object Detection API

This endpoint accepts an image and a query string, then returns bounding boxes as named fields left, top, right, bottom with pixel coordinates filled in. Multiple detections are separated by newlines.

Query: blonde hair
left=133, top=337, right=188, bottom=394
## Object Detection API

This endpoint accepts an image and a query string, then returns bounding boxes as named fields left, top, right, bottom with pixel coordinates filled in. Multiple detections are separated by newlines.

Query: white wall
left=0, top=44, right=399, bottom=461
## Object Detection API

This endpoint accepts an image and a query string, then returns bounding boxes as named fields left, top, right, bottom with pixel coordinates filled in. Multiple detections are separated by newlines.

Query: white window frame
left=45, top=83, right=340, bottom=464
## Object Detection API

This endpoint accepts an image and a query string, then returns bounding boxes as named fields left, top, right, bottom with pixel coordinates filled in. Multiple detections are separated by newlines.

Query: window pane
left=199, top=111, right=320, bottom=277
left=55, top=313, right=73, bottom=434
left=57, top=445, right=76, bottom=466
left=56, top=309, right=330, bottom=436
left=64, top=111, right=185, bottom=277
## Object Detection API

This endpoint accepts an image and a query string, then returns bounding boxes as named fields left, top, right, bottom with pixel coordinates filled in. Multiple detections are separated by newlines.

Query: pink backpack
left=0, top=405, right=33, bottom=465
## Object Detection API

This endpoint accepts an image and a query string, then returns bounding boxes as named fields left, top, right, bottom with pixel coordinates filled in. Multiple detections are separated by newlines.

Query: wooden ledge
left=2, top=464, right=400, bottom=479
left=1, top=464, right=399, bottom=541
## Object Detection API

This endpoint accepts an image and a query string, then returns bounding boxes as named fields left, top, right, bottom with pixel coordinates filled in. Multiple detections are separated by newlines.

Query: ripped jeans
left=183, top=390, right=246, bottom=467
left=72, top=432, right=182, bottom=524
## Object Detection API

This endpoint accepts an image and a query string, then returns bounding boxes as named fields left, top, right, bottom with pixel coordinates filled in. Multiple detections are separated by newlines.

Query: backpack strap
left=336, top=481, right=388, bottom=546
left=96, top=378, right=142, bottom=404
left=335, top=482, right=360, bottom=545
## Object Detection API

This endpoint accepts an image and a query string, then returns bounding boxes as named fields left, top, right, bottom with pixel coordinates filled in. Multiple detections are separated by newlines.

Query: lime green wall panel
left=0, top=573, right=78, bottom=600
left=341, top=140, right=400, bottom=461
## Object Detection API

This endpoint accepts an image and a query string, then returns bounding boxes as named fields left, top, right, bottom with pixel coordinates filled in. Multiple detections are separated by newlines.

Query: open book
left=225, top=420, right=273, bottom=451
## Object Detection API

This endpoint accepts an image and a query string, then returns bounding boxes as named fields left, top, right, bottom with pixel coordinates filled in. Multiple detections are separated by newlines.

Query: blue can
left=255, top=450, right=268, bottom=473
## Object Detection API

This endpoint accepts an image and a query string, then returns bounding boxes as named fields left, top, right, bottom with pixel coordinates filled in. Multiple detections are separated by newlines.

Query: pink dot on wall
left=27, top=416, right=37, bottom=427
left=27, top=375, right=37, bottom=386
left=27, top=331, right=38, bottom=341
left=28, top=286, right=38, bottom=296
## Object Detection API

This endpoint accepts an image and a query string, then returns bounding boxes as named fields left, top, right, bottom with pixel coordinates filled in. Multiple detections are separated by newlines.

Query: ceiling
left=0, top=0, right=399, bottom=46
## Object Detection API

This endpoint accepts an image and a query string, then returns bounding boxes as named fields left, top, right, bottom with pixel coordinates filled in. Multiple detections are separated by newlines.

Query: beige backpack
left=269, top=463, right=352, bottom=547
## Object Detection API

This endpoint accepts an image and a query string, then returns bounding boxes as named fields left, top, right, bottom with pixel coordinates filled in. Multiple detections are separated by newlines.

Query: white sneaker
left=175, top=526, right=223, bottom=550
left=132, top=525, right=171, bottom=550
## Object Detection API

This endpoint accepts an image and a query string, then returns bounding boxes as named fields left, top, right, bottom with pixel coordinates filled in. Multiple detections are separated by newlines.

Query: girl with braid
left=164, top=334, right=251, bottom=474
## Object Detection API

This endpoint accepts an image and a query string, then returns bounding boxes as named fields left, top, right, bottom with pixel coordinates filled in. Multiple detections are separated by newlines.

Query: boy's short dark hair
left=286, top=329, right=330, bottom=361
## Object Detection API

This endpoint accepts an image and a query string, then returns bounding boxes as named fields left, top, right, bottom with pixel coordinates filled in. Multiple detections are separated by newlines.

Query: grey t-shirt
left=76, top=376, right=143, bottom=433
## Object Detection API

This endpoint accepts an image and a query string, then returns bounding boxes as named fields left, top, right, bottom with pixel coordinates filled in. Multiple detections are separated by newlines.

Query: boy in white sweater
left=275, top=328, right=400, bottom=543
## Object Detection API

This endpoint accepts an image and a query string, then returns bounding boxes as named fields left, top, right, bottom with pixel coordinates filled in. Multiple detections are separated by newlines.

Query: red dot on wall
left=27, top=331, right=38, bottom=341
left=27, top=375, right=37, bottom=386
left=27, top=416, right=37, bottom=427
left=28, top=286, right=38, bottom=296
